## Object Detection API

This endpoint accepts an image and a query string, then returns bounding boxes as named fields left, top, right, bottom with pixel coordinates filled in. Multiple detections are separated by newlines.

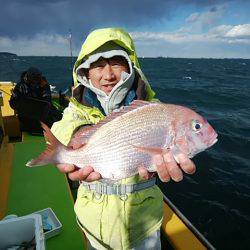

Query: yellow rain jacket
left=51, top=28, right=163, bottom=249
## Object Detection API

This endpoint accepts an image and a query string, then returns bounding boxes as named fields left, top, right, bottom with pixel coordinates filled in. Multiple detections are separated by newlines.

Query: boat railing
left=163, top=194, right=215, bottom=250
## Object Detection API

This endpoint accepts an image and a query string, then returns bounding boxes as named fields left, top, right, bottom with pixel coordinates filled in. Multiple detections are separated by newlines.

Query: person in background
left=51, top=28, right=196, bottom=249
left=10, top=67, right=45, bottom=132
left=9, top=67, right=62, bottom=133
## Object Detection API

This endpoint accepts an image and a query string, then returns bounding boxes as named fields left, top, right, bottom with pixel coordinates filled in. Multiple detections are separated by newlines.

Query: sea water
left=1, top=56, right=249, bottom=249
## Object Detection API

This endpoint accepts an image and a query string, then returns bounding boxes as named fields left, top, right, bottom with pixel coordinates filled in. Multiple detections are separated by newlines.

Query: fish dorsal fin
left=69, top=100, right=157, bottom=146
left=94, top=100, right=157, bottom=127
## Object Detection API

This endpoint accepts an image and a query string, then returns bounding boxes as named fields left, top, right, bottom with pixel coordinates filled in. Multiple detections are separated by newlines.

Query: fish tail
left=26, top=122, right=67, bottom=167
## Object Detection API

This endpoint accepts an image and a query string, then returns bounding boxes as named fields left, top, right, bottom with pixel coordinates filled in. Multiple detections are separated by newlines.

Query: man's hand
left=56, top=164, right=102, bottom=182
left=138, top=150, right=196, bottom=182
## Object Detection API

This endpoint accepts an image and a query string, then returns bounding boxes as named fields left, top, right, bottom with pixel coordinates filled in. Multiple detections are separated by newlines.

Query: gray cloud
left=0, top=0, right=234, bottom=40
left=1, top=0, right=173, bottom=40
left=185, top=4, right=226, bottom=32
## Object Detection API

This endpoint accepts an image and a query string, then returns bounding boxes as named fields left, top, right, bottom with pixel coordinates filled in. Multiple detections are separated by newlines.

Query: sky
left=0, top=0, right=250, bottom=58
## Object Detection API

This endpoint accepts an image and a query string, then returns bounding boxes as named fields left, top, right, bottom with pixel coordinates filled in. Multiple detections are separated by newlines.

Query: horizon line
left=0, top=52, right=249, bottom=60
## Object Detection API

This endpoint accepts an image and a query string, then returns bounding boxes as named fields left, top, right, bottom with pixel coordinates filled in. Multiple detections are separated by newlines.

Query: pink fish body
left=27, top=101, right=218, bottom=180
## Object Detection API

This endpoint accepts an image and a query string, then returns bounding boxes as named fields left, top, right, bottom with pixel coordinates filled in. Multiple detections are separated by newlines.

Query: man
left=52, top=28, right=196, bottom=249
left=10, top=67, right=47, bottom=132
left=9, top=67, right=62, bottom=133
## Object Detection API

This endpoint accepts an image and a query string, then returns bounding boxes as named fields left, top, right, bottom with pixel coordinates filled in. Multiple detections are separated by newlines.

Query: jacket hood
left=73, top=27, right=155, bottom=100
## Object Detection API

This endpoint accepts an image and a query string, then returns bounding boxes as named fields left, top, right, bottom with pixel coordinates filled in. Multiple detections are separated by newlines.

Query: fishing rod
left=68, top=29, right=74, bottom=87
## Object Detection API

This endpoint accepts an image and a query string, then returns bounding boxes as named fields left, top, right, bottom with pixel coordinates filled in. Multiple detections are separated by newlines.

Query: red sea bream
left=26, top=100, right=218, bottom=180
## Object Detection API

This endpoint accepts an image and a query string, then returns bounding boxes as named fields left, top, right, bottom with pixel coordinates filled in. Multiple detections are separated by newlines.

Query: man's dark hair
left=26, top=67, right=42, bottom=77
left=26, top=67, right=42, bottom=84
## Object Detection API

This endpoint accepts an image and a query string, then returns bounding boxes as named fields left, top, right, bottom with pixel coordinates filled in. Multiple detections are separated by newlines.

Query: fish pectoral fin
left=68, top=141, right=86, bottom=150
left=131, top=144, right=164, bottom=155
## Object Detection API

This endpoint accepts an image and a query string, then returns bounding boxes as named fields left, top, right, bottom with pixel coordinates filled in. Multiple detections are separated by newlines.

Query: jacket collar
left=72, top=71, right=148, bottom=115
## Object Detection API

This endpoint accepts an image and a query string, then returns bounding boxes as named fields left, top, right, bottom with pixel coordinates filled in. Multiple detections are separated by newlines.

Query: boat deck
left=2, top=133, right=85, bottom=249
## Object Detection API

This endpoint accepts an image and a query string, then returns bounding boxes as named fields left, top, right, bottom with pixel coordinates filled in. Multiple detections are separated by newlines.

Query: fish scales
left=63, top=104, right=173, bottom=178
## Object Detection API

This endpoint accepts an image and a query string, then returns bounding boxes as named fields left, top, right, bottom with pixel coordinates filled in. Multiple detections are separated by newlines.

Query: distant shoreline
left=4, top=56, right=250, bottom=60
left=0, top=53, right=249, bottom=60
left=0, top=52, right=18, bottom=57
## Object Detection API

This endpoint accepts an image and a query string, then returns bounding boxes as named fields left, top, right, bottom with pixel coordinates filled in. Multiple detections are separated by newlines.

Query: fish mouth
left=207, top=132, right=218, bottom=146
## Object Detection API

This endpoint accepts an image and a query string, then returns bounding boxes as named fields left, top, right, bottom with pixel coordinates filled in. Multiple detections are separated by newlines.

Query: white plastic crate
left=0, top=214, right=45, bottom=250
left=33, top=207, right=62, bottom=239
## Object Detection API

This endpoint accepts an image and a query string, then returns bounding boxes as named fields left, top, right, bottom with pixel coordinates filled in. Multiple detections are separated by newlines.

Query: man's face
left=26, top=74, right=42, bottom=86
left=87, top=56, right=129, bottom=94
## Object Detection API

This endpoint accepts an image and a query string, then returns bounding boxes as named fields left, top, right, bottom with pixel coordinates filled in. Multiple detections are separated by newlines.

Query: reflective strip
left=81, top=177, right=156, bottom=196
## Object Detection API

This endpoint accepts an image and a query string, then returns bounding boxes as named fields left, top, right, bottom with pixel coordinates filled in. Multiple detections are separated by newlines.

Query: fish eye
left=192, top=120, right=202, bottom=132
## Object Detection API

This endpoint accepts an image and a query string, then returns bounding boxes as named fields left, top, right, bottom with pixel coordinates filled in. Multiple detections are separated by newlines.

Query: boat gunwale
left=163, top=194, right=215, bottom=250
